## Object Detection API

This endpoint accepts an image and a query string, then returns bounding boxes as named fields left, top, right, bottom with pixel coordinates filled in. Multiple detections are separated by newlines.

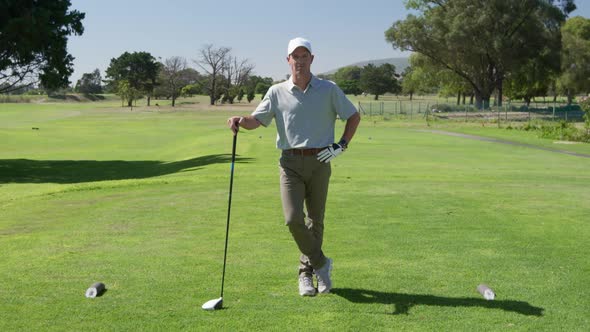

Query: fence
left=357, top=100, right=584, bottom=124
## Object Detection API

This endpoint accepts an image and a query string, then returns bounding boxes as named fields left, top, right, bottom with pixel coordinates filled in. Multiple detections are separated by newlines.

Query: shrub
left=0, top=95, right=31, bottom=103
left=536, top=121, right=581, bottom=141
left=579, top=96, right=590, bottom=130
left=507, top=120, right=590, bottom=142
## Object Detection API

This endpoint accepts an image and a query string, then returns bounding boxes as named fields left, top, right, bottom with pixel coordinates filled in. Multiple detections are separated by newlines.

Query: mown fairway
left=1, top=99, right=589, bottom=331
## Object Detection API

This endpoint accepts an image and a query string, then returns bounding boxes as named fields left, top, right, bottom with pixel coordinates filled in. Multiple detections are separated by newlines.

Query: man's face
left=287, top=47, right=314, bottom=76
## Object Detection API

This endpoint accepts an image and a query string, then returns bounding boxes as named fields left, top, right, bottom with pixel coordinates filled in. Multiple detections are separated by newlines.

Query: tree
left=116, top=80, right=140, bottom=108
left=75, top=69, right=102, bottom=94
left=386, top=0, right=575, bottom=109
left=159, top=56, right=190, bottom=107
left=236, top=88, right=245, bottom=103
left=406, top=53, right=474, bottom=104
left=105, top=52, right=160, bottom=107
left=221, top=56, right=254, bottom=104
left=359, top=63, right=400, bottom=100
left=182, top=68, right=203, bottom=85
left=504, top=51, right=558, bottom=106
left=401, top=54, right=439, bottom=100
left=401, top=66, right=418, bottom=101
left=210, top=75, right=228, bottom=103
left=255, top=81, right=272, bottom=97
left=171, top=68, right=205, bottom=98
left=438, top=70, right=474, bottom=105
left=579, top=96, right=590, bottom=131
left=180, top=83, right=203, bottom=97
left=248, top=76, right=271, bottom=97
left=557, top=16, right=590, bottom=104
left=248, top=76, right=273, bottom=88
left=243, top=75, right=273, bottom=101
left=0, top=0, right=85, bottom=93
left=247, top=89, right=256, bottom=103
left=333, top=66, right=362, bottom=95
left=196, top=45, right=231, bottom=105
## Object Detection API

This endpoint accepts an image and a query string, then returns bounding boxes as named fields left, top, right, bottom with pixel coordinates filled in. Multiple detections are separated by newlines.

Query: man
left=227, top=37, right=360, bottom=296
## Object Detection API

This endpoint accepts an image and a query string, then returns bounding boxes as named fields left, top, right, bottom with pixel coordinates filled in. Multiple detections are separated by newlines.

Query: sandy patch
left=553, top=141, right=580, bottom=145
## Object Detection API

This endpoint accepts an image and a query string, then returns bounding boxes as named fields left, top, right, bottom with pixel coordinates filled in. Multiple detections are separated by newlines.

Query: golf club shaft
left=220, top=133, right=237, bottom=298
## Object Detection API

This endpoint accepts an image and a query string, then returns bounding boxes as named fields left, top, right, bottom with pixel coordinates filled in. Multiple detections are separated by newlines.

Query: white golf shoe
left=315, top=258, right=333, bottom=294
left=298, top=274, right=317, bottom=296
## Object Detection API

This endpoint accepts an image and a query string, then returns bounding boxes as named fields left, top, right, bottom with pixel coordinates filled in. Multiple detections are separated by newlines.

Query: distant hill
left=321, top=57, right=409, bottom=76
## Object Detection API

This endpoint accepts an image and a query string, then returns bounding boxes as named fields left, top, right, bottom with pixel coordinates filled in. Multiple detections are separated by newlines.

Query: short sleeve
left=332, top=84, right=358, bottom=120
left=252, top=88, right=275, bottom=127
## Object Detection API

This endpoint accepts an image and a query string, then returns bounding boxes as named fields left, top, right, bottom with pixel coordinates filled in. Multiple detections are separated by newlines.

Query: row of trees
left=75, top=46, right=273, bottom=107
left=4, top=0, right=589, bottom=110
left=400, top=15, right=590, bottom=107
left=1, top=1, right=272, bottom=105
left=327, top=63, right=401, bottom=100
left=386, top=0, right=589, bottom=109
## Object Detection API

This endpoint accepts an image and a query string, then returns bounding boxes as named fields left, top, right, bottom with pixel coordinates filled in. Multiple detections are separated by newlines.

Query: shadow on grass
left=0, top=154, right=252, bottom=184
left=331, top=288, right=544, bottom=316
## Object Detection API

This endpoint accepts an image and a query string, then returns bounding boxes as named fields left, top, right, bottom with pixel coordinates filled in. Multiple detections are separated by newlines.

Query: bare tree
left=195, top=45, right=231, bottom=105
left=222, top=56, right=255, bottom=103
left=222, top=55, right=236, bottom=103
left=160, top=56, right=189, bottom=107
left=233, top=58, right=254, bottom=88
left=233, top=58, right=254, bottom=103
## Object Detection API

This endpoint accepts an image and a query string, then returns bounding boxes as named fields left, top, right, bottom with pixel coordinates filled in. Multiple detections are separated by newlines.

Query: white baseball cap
left=287, top=37, right=312, bottom=56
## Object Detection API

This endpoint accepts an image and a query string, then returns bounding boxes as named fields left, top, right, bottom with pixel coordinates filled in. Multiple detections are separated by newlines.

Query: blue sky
left=68, top=0, right=590, bottom=84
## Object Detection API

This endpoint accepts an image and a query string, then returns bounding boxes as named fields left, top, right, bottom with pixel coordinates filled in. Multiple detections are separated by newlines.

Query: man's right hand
left=227, top=116, right=242, bottom=135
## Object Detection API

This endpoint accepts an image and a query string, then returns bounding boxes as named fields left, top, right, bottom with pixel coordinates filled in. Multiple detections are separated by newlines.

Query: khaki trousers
left=279, top=153, right=331, bottom=276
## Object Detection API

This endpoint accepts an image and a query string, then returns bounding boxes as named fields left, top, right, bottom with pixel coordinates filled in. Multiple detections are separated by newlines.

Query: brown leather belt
left=282, top=148, right=324, bottom=156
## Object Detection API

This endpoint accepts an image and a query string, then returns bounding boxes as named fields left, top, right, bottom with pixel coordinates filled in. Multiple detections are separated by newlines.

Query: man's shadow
left=331, top=288, right=543, bottom=316
left=0, top=154, right=253, bottom=184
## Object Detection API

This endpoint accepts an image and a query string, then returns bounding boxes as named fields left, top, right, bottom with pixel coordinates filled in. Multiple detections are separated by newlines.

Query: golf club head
left=202, top=297, right=223, bottom=311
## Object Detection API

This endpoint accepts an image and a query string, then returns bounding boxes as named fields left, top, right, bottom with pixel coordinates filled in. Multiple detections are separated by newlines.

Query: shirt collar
left=288, top=74, right=317, bottom=92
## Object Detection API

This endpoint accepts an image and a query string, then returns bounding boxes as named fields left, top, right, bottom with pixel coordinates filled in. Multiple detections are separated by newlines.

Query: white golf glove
left=317, top=143, right=345, bottom=163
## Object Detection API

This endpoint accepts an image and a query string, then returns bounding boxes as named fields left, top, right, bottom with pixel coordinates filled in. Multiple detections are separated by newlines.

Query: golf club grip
left=220, top=133, right=237, bottom=298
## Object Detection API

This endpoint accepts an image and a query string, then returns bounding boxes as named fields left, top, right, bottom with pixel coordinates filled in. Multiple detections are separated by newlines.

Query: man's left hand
left=317, top=143, right=345, bottom=163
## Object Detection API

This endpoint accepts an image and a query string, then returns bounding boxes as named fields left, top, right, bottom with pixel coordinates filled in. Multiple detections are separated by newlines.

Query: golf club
left=202, top=132, right=238, bottom=311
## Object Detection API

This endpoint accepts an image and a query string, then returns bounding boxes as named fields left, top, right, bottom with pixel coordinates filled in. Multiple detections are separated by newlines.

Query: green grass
left=1, top=98, right=589, bottom=331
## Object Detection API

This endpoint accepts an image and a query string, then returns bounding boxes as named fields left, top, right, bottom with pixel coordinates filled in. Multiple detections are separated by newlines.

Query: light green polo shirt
left=252, top=75, right=358, bottom=150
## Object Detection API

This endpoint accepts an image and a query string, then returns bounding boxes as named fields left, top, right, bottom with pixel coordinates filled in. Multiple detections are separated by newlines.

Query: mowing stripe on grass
left=417, top=129, right=590, bottom=158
